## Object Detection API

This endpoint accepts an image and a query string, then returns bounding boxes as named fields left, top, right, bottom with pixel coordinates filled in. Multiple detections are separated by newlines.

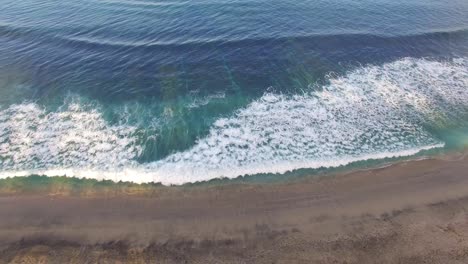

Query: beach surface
left=1, top=152, right=468, bottom=263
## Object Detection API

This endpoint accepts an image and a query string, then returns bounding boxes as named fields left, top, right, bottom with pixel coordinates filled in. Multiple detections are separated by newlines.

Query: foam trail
left=1, top=57, right=467, bottom=184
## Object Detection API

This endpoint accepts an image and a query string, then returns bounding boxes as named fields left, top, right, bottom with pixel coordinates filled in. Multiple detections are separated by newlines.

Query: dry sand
left=1, top=152, right=468, bottom=263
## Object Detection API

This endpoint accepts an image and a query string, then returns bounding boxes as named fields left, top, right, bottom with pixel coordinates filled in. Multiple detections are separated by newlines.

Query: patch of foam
left=0, top=101, right=141, bottom=171
left=187, top=91, right=226, bottom=109
left=1, top=57, right=467, bottom=184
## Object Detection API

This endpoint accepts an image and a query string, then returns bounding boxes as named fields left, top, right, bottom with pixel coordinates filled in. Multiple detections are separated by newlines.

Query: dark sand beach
left=1, top=152, right=468, bottom=263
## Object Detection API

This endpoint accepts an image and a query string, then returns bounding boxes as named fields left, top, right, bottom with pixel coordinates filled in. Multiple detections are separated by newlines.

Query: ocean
left=0, top=0, right=467, bottom=184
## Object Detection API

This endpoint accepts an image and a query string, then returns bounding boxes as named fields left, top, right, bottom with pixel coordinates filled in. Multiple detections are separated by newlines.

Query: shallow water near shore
left=0, top=0, right=468, bottom=184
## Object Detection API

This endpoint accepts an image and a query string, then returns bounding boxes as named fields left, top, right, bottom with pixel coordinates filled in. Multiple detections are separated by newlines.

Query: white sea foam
left=0, top=57, right=467, bottom=184
left=0, top=101, right=142, bottom=171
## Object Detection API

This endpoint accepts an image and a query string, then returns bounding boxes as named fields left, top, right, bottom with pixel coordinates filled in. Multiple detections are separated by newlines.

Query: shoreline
left=1, top=150, right=468, bottom=263
left=0, top=144, right=451, bottom=189
left=0, top=144, right=446, bottom=186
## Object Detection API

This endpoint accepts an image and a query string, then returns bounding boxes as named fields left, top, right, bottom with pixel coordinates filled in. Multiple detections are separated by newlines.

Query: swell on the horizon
left=53, top=28, right=468, bottom=50
left=0, top=57, right=467, bottom=184
left=1, top=20, right=467, bottom=50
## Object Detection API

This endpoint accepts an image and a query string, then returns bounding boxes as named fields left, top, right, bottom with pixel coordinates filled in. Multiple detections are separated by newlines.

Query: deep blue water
left=0, top=0, right=467, bottom=184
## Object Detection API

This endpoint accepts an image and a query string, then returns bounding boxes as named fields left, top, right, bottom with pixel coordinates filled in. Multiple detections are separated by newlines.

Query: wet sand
left=1, top=153, right=468, bottom=263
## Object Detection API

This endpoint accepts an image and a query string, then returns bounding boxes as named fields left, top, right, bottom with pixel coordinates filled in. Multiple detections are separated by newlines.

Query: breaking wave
left=1, top=57, right=467, bottom=184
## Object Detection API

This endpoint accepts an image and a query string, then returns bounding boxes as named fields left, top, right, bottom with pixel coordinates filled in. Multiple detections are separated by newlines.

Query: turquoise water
left=0, top=0, right=467, bottom=184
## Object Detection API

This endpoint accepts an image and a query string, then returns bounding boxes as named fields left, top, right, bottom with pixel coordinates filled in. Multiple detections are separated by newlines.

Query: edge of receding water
left=0, top=144, right=463, bottom=196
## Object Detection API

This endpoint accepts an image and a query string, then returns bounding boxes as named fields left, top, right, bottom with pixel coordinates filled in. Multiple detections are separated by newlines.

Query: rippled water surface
left=1, top=0, right=468, bottom=184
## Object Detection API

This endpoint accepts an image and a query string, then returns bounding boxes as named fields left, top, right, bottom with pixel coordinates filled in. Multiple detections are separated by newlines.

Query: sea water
left=0, top=0, right=467, bottom=184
